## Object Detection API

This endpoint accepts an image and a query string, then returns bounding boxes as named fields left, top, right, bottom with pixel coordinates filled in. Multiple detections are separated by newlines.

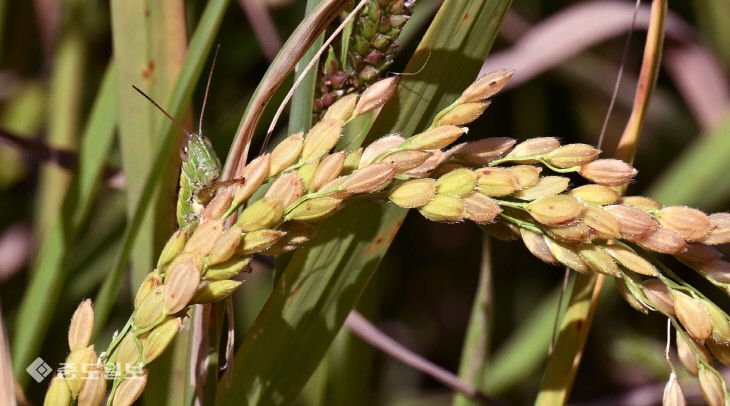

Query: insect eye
left=179, top=143, right=190, bottom=161
left=203, top=138, right=213, bottom=149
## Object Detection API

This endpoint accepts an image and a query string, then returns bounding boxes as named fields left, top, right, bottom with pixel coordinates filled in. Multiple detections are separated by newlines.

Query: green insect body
left=132, top=51, right=226, bottom=229
left=177, top=133, right=222, bottom=228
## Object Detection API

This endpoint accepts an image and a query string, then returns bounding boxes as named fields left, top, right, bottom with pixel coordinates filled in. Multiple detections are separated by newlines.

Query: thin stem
left=488, top=155, right=539, bottom=166
left=616, top=0, right=666, bottom=165
left=370, top=145, right=407, bottom=167
left=493, top=199, right=528, bottom=210
left=674, top=255, right=730, bottom=295
left=103, top=317, right=133, bottom=362
left=106, top=378, right=121, bottom=406
left=664, top=318, right=673, bottom=368
left=430, top=99, right=460, bottom=128
left=487, top=155, right=579, bottom=174
left=597, top=0, right=642, bottom=148
left=538, top=160, right=579, bottom=174
left=637, top=247, right=717, bottom=304
left=266, top=161, right=305, bottom=183
left=0, top=127, right=79, bottom=171
left=497, top=213, right=542, bottom=233
left=551, top=269, right=573, bottom=351
left=345, top=311, right=503, bottom=405
left=237, top=0, right=282, bottom=62
left=283, top=186, right=343, bottom=219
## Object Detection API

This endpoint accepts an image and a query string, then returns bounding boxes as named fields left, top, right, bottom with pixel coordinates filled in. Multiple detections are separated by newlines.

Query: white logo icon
left=26, top=357, right=52, bottom=383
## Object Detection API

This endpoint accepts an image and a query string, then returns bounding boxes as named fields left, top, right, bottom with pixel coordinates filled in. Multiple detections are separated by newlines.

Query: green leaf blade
left=648, top=113, right=730, bottom=208
left=12, top=64, right=117, bottom=384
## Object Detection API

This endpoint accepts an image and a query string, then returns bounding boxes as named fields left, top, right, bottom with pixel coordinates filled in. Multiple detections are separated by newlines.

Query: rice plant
left=1, top=0, right=729, bottom=405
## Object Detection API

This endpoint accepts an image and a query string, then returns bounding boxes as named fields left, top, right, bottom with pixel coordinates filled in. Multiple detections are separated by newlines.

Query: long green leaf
left=692, top=0, right=730, bottom=68
left=12, top=65, right=117, bottom=384
left=218, top=202, right=407, bottom=406
left=534, top=274, right=598, bottom=405
left=453, top=236, right=493, bottom=406
left=217, top=1, right=511, bottom=404
left=134, top=6, right=189, bottom=400
left=16, top=11, right=88, bottom=380
left=484, top=288, right=562, bottom=394
left=34, top=5, right=85, bottom=242
left=111, top=0, right=190, bottom=290
left=288, top=0, right=324, bottom=137
left=320, top=281, right=383, bottom=406
left=648, top=113, right=730, bottom=209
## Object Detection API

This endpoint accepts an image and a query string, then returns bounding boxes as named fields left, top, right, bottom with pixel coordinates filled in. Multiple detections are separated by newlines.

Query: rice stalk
left=41, top=67, right=730, bottom=405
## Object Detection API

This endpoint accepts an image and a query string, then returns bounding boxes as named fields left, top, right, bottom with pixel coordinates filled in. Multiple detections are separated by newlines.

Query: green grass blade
left=534, top=274, right=599, bottom=405
left=308, top=244, right=387, bottom=406
left=321, top=285, right=382, bottom=406
left=165, top=323, right=191, bottom=406
left=73, top=75, right=120, bottom=229
left=93, top=0, right=230, bottom=333
left=217, top=202, right=407, bottom=405
left=484, top=287, right=563, bottom=394
left=337, top=112, right=376, bottom=151
left=287, top=0, right=324, bottom=136
left=34, top=9, right=85, bottom=246
left=12, top=64, right=117, bottom=384
left=453, top=236, right=493, bottom=406
left=217, top=1, right=511, bottom=404
left=339, top=6, right=354, bottom=68
left=648, top=113, right=730, bottom=209
left=110, top=0, right=190, bottom=290
left=451, top=243, right=571, bottom=399
left=398, top=0, right=441, bottom=49
left=692, top=0, right=730, bottom=68
left=111, top=3, right=190, bottom=401
left=65, top=212, right=126, bottom=302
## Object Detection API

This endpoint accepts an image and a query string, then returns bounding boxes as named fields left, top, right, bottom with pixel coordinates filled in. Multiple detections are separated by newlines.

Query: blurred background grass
left=0, top=0, right=729, bottom=405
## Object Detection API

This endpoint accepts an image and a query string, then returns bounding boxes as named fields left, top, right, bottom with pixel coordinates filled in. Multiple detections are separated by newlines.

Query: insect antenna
left=132, top=85, right=193, bottom=138
left=199, top=44, right=221, bottom=136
